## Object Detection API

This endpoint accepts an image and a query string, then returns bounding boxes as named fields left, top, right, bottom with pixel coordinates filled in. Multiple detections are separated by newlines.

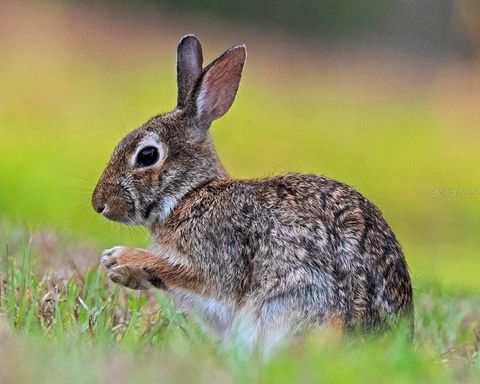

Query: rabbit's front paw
left=101, top=246, right=152, bottom=290
left=101, top=246, right=129, bottom=268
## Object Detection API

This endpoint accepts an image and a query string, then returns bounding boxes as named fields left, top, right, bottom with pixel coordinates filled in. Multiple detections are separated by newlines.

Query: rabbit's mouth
left=92, top=191, right=138, bottom=224
left=99, top=203, right=138, bottom=224
left=92, top=178, right=142, bottom=224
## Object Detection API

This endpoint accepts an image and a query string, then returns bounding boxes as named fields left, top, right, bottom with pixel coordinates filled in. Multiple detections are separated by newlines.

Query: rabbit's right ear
left=177, top=35, right=203, bottom=109
left=186, top=44, right=246, bottom=131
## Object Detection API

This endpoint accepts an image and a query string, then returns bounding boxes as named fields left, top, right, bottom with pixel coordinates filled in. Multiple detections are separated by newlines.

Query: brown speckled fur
left=92, top=35, right=413, bottom=356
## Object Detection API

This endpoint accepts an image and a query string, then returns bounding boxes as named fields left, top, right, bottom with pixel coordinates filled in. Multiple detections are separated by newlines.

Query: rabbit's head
left=92, top=35, right=246, bottom=225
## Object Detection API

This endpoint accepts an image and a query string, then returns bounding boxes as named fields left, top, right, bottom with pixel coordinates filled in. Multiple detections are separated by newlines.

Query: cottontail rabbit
left=92, top=35, right=413, bottom=356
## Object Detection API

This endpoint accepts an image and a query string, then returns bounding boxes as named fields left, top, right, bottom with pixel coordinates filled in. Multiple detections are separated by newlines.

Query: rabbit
left=92, top=35, right=413, bottom=356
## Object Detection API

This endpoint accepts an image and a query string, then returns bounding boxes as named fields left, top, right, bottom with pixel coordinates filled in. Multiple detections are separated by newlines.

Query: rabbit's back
left=160, top=173, right=413, bottom=332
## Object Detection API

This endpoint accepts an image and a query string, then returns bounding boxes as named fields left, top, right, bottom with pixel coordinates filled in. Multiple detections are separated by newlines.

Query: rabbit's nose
left=92, top=183, right=106, bottom=214
left=92, top=199, right=106, bottom=214
left=95, top=204, right=105, bottom=214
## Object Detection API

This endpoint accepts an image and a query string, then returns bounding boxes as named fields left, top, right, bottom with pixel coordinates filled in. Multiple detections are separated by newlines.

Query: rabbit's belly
left=168, top=288, right=235, bottom=339
left=169, top=288, right=298, bottom=356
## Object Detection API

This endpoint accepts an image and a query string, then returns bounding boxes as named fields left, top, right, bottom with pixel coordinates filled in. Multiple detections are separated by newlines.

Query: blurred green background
left=0, top=0, right=479, bottom=292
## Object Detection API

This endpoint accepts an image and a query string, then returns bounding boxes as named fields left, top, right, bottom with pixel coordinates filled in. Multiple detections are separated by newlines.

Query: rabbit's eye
left=136, top=146, right=159, bottom=167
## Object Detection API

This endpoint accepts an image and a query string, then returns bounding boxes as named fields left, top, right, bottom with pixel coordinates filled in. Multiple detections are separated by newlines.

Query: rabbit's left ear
left=177, top=35, right=203, bottom=109
left=187, top=44, right=246, bottom=129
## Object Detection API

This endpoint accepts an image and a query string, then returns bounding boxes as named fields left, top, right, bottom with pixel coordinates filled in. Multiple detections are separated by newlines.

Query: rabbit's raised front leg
left=101, top=247, right=162, bottom=290
left=101, top=246, right=202, bottom=291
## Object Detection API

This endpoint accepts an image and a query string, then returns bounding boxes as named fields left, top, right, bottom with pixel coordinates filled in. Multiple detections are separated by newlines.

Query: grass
left=0, top=225, right=479, bottom=383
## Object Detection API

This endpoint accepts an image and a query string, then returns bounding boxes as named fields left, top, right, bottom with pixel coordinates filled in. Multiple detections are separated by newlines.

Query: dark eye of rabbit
left=136, top=146, right=159, bottom=167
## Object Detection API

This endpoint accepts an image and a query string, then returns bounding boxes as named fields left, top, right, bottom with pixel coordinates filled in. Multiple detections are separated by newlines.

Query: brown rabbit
left=92, top=35, right=413, bottom=356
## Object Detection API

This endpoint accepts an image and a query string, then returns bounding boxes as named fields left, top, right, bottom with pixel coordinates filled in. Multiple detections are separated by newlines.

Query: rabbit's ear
left=177, top=35, right=203, bottom=109
left=188, top=44, right=246, bottom=128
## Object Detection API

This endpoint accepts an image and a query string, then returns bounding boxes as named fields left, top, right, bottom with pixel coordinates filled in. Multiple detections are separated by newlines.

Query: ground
left=0, top=225, right=479, bottom=383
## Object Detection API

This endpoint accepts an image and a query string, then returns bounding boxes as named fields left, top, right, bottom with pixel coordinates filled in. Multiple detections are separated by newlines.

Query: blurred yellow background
left=0, top=1, right=479, bottom=291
